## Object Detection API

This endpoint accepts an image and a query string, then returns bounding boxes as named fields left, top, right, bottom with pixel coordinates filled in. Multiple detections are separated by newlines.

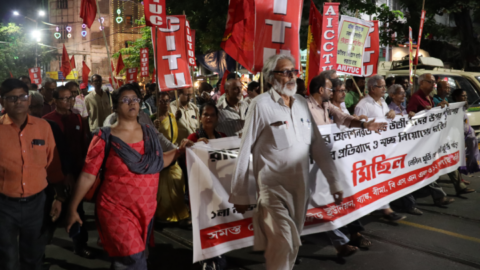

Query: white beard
left=273, top=79, right=297, bottom=97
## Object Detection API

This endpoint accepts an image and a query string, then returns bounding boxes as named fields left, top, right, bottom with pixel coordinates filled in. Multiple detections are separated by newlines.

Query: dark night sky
left=0, top=0, right=45, bottom=27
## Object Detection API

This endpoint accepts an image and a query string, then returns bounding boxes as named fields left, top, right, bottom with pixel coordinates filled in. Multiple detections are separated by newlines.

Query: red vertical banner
left=306, top=0, right=322, bottom=93
left=319, top=2, right=340, bottom=72
left=28, top=67, right=42, bottom=85
left=185, top=21, right=196, bottom=66
left=152, top=68, right=156, bottom=84
left=362, top=20, right=379, bottom=77
left=253, top=0, right=303, bottom=73
left=409, top=27, right=413, bottom=85
left=414, top=10, right=426, bottom=65
left=140, top=48, right=150, bottom=77
left=126, top=68, right=138, bottom=83
left=144, top=0, right=167, bottom=27
left=152, top=15, right=192, bottom=91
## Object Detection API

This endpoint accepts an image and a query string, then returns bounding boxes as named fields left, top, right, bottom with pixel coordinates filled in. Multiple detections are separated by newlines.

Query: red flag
left=152, top=68, right=156, bottom=84
left=185, top=21, right=196, bottom=67
left=140, top=48, right=150, bottom=77
left=82, top=61, right=91, bottom=85
left=80, top=0, right=97, bottom=29
left=116, top=53, right=125, bottom=75
left=221, top=0, right=255, bottom=73
left=305, top=0, right=322, bottom=93
left=28, top=67, right=42, bottom=85
left=9, top=71, right=13, bottom=78
left=151, top=16, right=192, bottom=91
left=319, top=2, right=340, bottom=72
left=111, top=61, right=115, bottom=73
left=220, top=70, right=230, bottom=95
left=253, top=0, right=303, bottom=73
left=126, top=68, right=138, bottom=83
left=362, top=21, right=380, bottom=77
left=70, top=56, right=76, bottom=69
left=143, top=0, right=166, bottom=27
left=61, top=44, right=72, bottom=79
left=414, top=10, right=426, bottom=65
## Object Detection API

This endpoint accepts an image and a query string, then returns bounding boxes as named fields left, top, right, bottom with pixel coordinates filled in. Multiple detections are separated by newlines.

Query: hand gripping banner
left=187, top=103, right=466, bottom=262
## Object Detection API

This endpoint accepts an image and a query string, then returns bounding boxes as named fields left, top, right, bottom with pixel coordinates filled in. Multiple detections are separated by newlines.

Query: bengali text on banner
left=186, top=102, right=466, bottom=263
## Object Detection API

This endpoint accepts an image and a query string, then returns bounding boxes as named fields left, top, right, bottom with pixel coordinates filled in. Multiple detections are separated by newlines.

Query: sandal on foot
left=349, top=235, right=372, bottom=249
left=336, top=245, right=358, bottom=257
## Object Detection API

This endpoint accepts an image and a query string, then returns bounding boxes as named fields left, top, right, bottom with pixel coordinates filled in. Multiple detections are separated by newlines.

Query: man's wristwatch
left=361, top=121, right=365, bottom=129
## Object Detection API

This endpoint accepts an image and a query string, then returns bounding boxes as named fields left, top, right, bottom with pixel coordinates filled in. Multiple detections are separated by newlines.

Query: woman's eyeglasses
left=121, top=97, right=141, bottom=104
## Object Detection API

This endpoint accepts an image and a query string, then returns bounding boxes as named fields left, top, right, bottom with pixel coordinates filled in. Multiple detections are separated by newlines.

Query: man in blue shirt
left=433, top=80, right=452, bottom=106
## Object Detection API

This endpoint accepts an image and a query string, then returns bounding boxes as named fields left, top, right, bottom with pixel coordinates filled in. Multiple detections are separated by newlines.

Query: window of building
left=57, top=0, right=68, bottom=9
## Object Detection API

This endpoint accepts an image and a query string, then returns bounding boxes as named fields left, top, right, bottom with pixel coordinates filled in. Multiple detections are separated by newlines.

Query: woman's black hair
left=199, top=101, right=219, bottom=118
left=112, top=84, right=142, bottom=110
left=451, top=88, right=465, bottom=102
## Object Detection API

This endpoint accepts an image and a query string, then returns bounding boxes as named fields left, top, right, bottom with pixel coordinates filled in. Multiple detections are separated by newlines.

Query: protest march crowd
left=0, top=54, right=477, bottom=270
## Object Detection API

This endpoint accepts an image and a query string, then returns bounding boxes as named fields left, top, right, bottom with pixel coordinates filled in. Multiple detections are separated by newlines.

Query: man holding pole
left=230, top=54, right=344, bottom=270
left=344, top=76, right=366, bottom=114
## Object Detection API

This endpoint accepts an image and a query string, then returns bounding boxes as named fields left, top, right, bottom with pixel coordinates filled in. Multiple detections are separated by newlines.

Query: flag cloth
left=220, top=0, right=255, bottom=73
left=82, top=61, right=91, bottom=85
left=111, top=61, right=115, bottom=73
left=219, top=70, right=230, bottom=95
left=152, top=68, right=156, bottom=84
left=116, top=53, right=125, bottom=75
left=305, top=0, right=322, bottom=94
left=9, top=71, right=13, bottom=78
left=80, top=0, right=97, bottom=29
left=61, top=44, right=72, bottom=79
left=70, top=56, right=76, bottom=69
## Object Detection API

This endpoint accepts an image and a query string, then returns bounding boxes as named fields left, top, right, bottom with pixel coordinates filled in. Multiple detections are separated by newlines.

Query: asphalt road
left=44, top=173, right=480, bottom=270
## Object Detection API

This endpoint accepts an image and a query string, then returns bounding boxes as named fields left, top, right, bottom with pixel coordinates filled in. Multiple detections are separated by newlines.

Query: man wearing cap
left=74, top=83, right=89, bottom=117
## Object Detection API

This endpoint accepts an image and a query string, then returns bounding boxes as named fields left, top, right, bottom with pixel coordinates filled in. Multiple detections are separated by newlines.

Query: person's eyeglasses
left=325, top=87, right=333, bottom=92
left=3, top=94, right=29, bottom=103
left=424, top=80, right=435, bottom=84
left=56, top=96, right=75, bottom=102
left=273, top=69, right=299, bottom=77
left=333, top=90, right=346, bottom=94
left=121, top=97, right=141, bottom=104
left=374, top=85, right=387, bottom=89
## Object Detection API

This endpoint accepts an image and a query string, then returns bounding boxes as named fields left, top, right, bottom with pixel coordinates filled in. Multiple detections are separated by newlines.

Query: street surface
left=45, top=173, right=480, bottom=270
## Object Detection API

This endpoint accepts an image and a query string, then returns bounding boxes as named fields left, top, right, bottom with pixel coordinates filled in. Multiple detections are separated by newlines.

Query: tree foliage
left=0, top=23, right=54, bottom=83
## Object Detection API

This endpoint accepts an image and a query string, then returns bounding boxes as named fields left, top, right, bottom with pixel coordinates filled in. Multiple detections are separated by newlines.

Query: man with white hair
left=229, top=54, right=344, bottom=270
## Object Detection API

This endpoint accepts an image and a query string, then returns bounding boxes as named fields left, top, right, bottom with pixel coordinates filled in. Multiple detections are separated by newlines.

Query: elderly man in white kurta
left=229, top=54, right=344, bottom=270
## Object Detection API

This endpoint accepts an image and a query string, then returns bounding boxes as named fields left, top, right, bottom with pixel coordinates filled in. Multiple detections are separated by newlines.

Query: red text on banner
left=126, top=68, right=138, bottom=83
left=140, top=48, right=150, bottom=77
left=185, top=21, right=196, bottom=66
left=362, top=20, right=379, bottom=77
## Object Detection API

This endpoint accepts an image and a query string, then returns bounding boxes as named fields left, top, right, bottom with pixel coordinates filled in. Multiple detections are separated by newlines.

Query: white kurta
left=229, top=90, right=341, bottom=268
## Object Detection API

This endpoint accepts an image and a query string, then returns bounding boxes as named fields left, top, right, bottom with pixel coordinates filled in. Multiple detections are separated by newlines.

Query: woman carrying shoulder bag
left=66, top=84, right=189, bottom=269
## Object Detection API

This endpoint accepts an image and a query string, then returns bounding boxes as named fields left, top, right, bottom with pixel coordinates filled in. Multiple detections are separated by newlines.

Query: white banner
left=187, top=103, right=466, bottom=263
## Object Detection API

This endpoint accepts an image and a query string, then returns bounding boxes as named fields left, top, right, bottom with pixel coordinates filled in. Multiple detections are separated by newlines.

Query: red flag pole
left=94, top=0, right=116, bottom=89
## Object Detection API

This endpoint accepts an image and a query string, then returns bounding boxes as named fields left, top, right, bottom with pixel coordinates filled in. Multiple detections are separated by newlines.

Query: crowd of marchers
left=0, top=53, right=477, bottom=270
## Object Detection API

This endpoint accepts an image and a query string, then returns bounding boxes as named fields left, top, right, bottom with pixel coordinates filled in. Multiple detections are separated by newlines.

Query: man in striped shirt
left=216, top=79, right=249, bottom=137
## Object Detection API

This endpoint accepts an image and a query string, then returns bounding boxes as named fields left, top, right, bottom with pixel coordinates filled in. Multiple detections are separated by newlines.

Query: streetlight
left=38, top=10, right=45, bottom=17
left=12, top=10, right=41, bottom=66
left=32, top=30, right=41, bottom=42
left=13, top=11, right=19, bottom=16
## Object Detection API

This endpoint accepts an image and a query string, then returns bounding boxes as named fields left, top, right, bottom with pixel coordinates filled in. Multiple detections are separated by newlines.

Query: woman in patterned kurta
left=66, top=84, right=189, bottom=269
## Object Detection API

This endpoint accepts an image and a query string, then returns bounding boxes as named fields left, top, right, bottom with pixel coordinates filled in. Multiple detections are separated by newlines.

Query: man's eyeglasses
left=374, top=85, right=387, bottom=89
left=2, top=94, right=29, bottom=103
left=333, top=90, right=346, bottom=94
left=121, top=97, right=141, bottom=104
left=273, top=69, right=299, bottom=77
left=424, top=80, right=435, bottom=84
left=56, top=96, right=75, bottom=102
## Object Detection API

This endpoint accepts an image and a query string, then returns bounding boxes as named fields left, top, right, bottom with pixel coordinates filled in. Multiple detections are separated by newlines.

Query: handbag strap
left=168, top=114, right=174, bottom=141
left=99, top=134, right=112, bottom=179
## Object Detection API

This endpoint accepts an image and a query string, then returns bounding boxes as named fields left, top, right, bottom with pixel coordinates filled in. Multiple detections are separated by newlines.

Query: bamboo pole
left=94, top=0, right=117, bottom=89
left=154, top=26, right=160, bottom=120
left=260, top=72, right=264, bottom=93
left=351, top=76, right=363, bottom=97
left=413, top=0, right=426, bottom=93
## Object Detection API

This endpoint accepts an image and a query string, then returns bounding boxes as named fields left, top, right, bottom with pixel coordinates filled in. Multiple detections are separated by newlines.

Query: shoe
left=336, top=244, right=358, bottom=257
left=458, top=188, right=475, bottom=195
left=407, top=208, right=423, bottom=215
left=434, top=197, right=455, bottom=206
left=383, top=212, right=406, bottom=222
left=74, top=247, right=94, bottom=259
